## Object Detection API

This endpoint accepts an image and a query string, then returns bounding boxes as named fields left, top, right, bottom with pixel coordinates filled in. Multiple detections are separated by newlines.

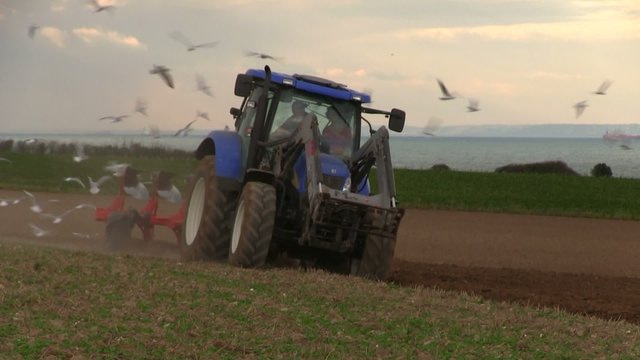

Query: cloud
left=394, top=2, right=640, bottom=43
left=72, top=27, right=145, bottom=48
left=521, top=71, right=583, bottom=80
left=51, top=0, right=68, bottom=12
left=396, top=18, right=640, bottom=42
left=40, top=27, right=67, bottom=48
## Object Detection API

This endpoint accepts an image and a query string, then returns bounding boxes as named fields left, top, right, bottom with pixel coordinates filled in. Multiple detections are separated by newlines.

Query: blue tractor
left=180, top=66, right=405, bottom=279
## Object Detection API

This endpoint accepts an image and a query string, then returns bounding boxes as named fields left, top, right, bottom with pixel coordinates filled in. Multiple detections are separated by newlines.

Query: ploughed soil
left=2, top=190, right=640, bottom=324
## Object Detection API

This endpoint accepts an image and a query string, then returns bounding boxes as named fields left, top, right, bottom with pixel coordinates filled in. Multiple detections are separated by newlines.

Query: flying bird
left=437, top=79, right=456, bottom=100
left=245, top=50, right=281, bottom=62
left=99, top=115, right=129, bottom=123
left=28, top=24, right=40, bottom=39
left=593, top=79, right=613, bottom=95
left=134, top=98, right=148, bottom=116
left=40, top=204, right=95, bottom=224
left=0, top=157, right=12, bottom=163
left=23, top=190, right=42, bottom=213
left=73, top=144, right=88, bottom=162
left=467, top=99, right=480, bottom=112
left=150, top=64, right=174, bottom=89
left=88, top=175, right=112, bottom=194
left=64, top=177, right=86, bottom=188
left=196, top=75, right=213, bottom=97
left=169, top=31, right=219, bottom=52
left=143, top=124, right=161, bottom=138
left=28, top=223, right=50, bottom=237
left=104, top=162, right=130, bottom=177
left=422, top=116, right=443, bottom=136
left=88, top=0, right=115, bottom=13
left=174, top=119, right=197, bottom=137
left=195, top=110, right=210, bottom=121
left=573, top=100, right=588, bottom=119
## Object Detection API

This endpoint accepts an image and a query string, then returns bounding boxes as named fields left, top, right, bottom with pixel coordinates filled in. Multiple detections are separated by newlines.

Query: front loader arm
left=350, top=126, right=398, bottom=208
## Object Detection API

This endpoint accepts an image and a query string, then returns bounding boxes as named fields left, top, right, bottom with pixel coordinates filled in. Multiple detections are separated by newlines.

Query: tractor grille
left=306, top=196, right=405, bottom=252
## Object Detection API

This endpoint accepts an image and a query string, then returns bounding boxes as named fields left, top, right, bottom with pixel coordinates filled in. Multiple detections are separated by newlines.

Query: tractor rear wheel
left=180, top=156, right=235, bottom=261
left=229, top=182, right=276, bottom=268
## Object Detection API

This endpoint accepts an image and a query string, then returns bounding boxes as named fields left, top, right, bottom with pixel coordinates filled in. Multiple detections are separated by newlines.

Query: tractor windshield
left=269, top=89, right=357, bottom=158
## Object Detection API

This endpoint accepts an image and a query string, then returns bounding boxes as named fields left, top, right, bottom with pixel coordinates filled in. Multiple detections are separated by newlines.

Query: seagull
left=174, top=119, right=197, bottom=137
left=593, top=79, right=613, bottom=95
left=245, top=50, right=281, bottom=62
left=169, top=31, right=219, bottom=52
left=73, top=144, right=88, bottom=162
left=150, top=64, right=174, bottom=89
left=423, top=116, right=443, bottom=136
left=88, top=175, right=112, bottom=194
left=23, top=190, right=42, bottom=213
left=573, top=100, right=588, bottom=119
left=196, top=75, right=213, bottom=97
left=0, top=197, right=23, bottom=207
left=72, top=232, right=100, bottom=239
left=195, top=110, right=210, bottom=121
left=437, top=79, right=456, bottom=100
left=99, top=115, right=129, bottom=123
left=28, top=223, right=50, bottom=237
left=0, top=157, right=12, bottom=164
left=28, top=24, right=40, bottom=39
left=467, top=99, right=480, bottom=112
left=40, top=203, right=95, bottom=224
left=143, top=124, right=162, bottom=139
left=134, top=98, right=148, bottom=116
left=64, top=177, right=86, bottom=188
left=158, top=185, right=182, bottom=203
left=104, top=162, right=130, bottom=177
left=88, top=0, right=115, bottom=13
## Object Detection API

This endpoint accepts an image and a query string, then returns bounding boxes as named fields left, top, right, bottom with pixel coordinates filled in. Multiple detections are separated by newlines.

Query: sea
left=5, top=133, right=640, bottom=179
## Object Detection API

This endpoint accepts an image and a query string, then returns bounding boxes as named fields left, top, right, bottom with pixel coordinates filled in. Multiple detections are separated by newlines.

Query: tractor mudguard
left=196, top=131, right=243, bottom=181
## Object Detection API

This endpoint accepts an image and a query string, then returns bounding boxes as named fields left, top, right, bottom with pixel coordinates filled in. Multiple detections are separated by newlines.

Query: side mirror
left=230, top=107, right=241, bottom=119
left=234, top=74, right=253, bottom=97
left=388, top=108, right=405, bottom=133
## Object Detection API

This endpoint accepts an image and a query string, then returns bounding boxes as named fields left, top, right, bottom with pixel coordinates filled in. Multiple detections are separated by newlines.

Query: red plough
left=95, top=166, right=185, bottom=246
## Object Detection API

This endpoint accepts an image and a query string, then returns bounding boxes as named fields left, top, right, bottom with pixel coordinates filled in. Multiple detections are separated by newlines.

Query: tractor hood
left=293, top=153, right=350, bottom=193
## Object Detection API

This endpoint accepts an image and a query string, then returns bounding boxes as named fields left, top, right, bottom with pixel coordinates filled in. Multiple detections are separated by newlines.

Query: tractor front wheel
left=353, top=234, right=396, bottom=281
left=180, top=156, right=235, bottom=261
left=229, top=182, right=276, bottom=268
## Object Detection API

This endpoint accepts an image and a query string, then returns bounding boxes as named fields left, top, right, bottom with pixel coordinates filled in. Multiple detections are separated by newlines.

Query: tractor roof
left=245, top=68, right=371, bottom=103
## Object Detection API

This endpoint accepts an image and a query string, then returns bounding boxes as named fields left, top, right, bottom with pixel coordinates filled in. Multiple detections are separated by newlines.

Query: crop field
left=1, top=146, right=640, bottom=357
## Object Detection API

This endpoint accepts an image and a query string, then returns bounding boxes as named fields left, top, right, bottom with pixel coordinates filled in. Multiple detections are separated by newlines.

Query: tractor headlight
left=342, top=177, right=352, bottom=192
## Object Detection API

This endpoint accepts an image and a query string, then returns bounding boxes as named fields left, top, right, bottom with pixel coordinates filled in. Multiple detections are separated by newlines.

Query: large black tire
left=180, top=156, right=235, bottom=261
left=105, top=209, right=138, bottom=250
left=229, top=182, right=276, bottom=268
left=353, top=234, right=397, bottom=281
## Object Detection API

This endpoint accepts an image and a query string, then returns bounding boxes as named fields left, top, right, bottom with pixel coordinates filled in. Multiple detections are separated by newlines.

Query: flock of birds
left=1, top=144, right=184, bottom=239
left=424, top=78, right=614, bottom=136
left=26, top=0, right=282, bottom=139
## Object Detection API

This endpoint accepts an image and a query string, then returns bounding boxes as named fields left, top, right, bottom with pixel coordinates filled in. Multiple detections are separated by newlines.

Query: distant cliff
left=400, top=123, right=640, bottom=138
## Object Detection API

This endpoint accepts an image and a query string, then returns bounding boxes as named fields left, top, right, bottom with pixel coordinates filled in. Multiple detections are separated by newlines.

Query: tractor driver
left=270, top=100, right=309, bottom=140
left=322, top=107, right=352, bottom=156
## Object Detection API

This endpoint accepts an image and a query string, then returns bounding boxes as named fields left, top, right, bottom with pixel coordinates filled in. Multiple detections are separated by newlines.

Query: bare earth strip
left=2, top=190, right=640, bottom=324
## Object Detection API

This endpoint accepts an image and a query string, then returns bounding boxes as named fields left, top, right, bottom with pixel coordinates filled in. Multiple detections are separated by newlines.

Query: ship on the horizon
left=602, top=130, right=640, bottom=141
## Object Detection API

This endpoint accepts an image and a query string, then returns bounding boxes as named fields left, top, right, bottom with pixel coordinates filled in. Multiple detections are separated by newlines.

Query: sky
left=0, top=0, right=639, bottom=135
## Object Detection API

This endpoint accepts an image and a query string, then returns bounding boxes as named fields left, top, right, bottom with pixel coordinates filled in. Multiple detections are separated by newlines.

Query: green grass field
left=2, top=149, right=640, bottom=358
left=1, top=244, right=639, bottom=359
left=3, top=151, right=640, bottom=220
